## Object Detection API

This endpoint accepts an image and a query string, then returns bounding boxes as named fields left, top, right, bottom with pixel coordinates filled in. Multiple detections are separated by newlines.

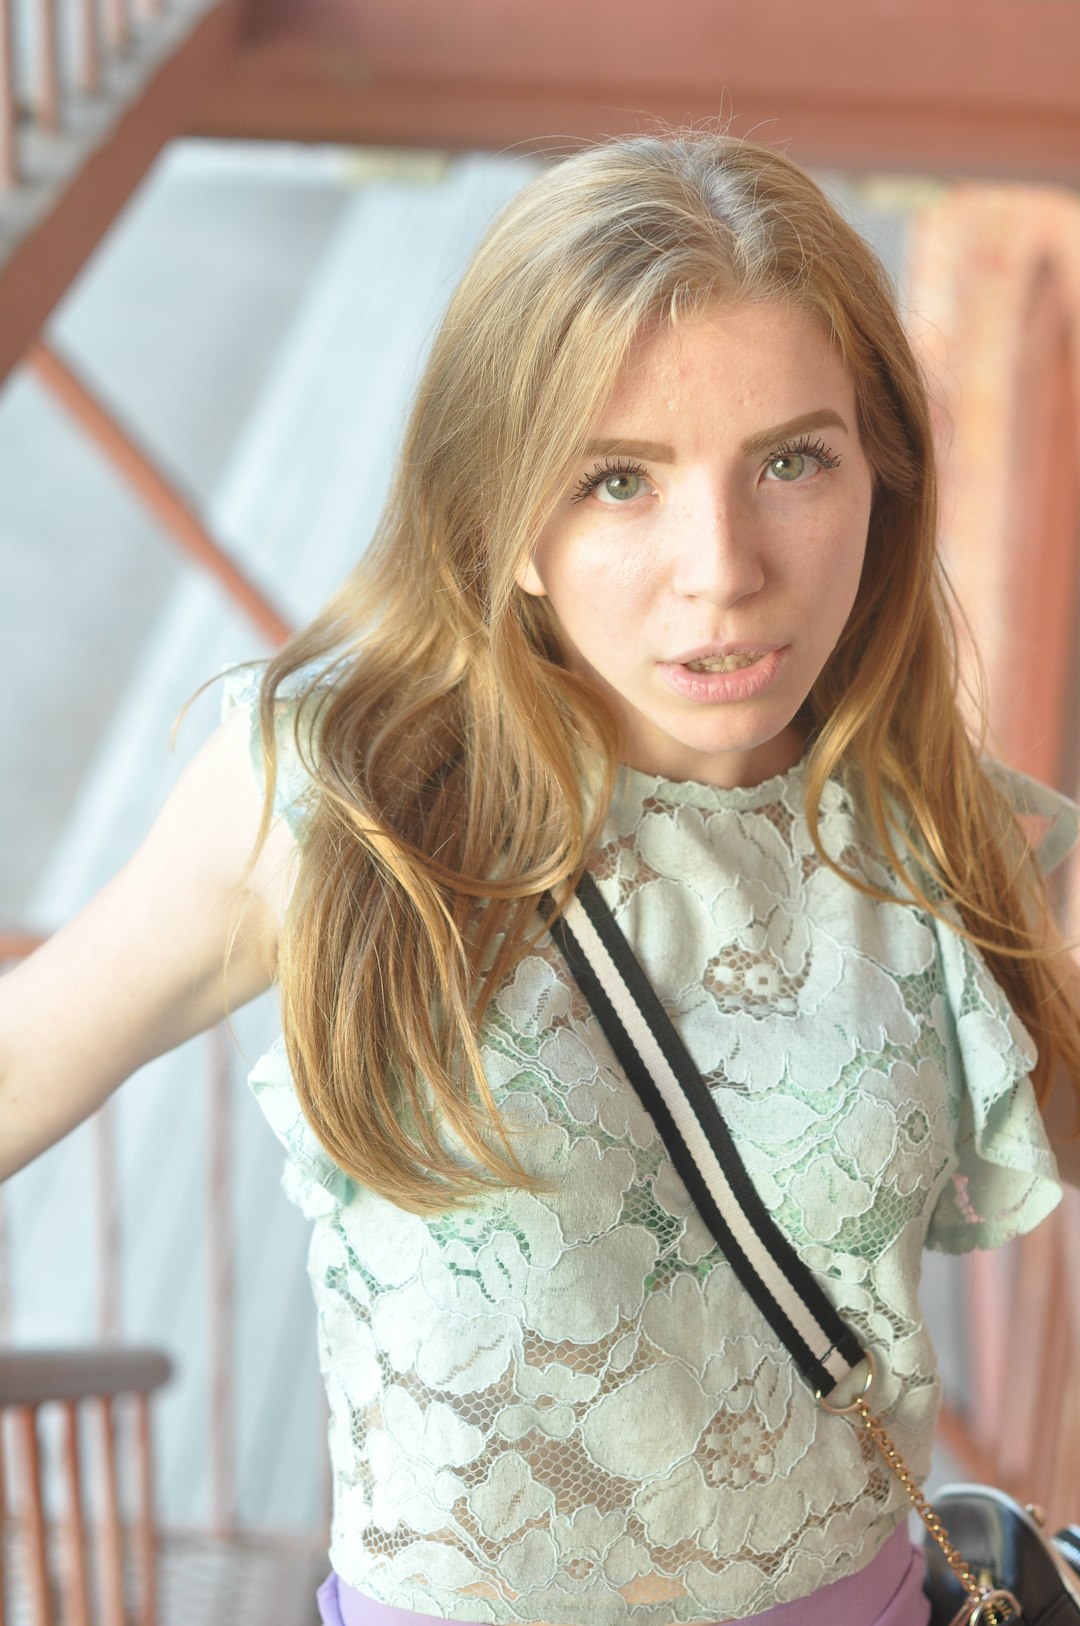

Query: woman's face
left=517, top=301, right=875, bottom=788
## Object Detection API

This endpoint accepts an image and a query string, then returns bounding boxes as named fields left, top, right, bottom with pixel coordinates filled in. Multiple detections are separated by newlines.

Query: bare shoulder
left=144, top=703, right=300, bottom=939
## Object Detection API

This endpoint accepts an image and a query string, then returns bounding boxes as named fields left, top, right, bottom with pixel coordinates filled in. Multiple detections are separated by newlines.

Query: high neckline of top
left=611, top=752, right=812, bottom=814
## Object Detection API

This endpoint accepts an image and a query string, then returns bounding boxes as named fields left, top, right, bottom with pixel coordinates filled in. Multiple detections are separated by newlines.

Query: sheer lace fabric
left=228, top=674, right=1071, bottom=1624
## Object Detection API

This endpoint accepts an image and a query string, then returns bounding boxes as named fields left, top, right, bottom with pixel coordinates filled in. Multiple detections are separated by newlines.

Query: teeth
left=686, top=654, right=759, bottom=672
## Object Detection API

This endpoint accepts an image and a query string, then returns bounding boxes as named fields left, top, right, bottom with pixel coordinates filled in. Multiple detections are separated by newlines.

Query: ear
left=515, top=554, right=548, bottom=597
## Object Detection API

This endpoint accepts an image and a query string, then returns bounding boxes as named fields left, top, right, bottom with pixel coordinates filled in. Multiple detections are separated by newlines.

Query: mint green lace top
left=225, top=671, right=1075, bottom=1625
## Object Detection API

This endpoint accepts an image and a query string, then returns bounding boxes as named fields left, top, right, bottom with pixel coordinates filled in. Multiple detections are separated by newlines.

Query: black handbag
left=544, top=874, right=1080, bottom=1626
left=922, top=1486, right=1080, bottom=1625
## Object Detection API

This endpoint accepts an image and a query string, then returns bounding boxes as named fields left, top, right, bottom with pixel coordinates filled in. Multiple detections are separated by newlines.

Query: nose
left=670, top=480, right=766, bottom=606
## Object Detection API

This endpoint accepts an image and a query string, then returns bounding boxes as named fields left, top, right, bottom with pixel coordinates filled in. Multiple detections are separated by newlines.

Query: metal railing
left=0, top=0, right=244, bottom=391
left=1, top=0, right=180, bottom=193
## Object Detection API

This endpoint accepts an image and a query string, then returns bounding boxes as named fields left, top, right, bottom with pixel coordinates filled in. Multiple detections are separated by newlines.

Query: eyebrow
left=581, top=438, right=676, bottom=462
left=738, top=410, right=849, bottom=458
left=581, top=411, right=849, bottom=467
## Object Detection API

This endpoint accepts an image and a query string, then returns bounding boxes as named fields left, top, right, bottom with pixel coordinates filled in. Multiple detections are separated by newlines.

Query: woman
left=3, top=132, right=1079, bottom=1626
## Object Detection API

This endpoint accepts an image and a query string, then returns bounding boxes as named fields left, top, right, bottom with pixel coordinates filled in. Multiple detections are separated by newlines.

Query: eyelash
left=569, top=435, right=843, bottom=505
left=768, top=435, right=843, bottom=472
left=570, top=459, right=649, bottom=505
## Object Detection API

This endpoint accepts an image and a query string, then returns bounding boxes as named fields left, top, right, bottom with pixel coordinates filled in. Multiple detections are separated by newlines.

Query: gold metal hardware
left=815, top=1350, right=876, bottom=1414
left=816, top=1353, right=1022, bottom=1626
left=966, top=1589, right=1022, bottom=1624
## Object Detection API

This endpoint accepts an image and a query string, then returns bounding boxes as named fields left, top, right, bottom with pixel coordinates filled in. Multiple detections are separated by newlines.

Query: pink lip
left=659, top=645, right=790, bottom=703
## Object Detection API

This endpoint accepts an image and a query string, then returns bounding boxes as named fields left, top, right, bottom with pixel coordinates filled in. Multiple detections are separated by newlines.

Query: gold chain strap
left=819, top=1355, right=1021, bottom=1626
left=851, top=1398, right=1017, bottom=1625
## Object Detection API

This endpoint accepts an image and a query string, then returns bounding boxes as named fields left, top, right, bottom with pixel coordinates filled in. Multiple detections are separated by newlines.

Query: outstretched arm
left=0, top=707, right=296, bottom=1182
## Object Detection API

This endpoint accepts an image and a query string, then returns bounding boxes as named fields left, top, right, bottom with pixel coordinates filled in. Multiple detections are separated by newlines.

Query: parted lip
left=665, top=641, right=785, bottom=664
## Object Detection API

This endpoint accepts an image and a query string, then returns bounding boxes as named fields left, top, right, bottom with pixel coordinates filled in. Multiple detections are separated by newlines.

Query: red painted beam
left=205, top=0, right=1080, bottom=180
left=240, top=0, right=1080, bottom=114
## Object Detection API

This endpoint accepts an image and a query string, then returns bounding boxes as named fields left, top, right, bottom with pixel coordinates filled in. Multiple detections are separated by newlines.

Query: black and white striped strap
left=544, top=873, right=865, bottom=1400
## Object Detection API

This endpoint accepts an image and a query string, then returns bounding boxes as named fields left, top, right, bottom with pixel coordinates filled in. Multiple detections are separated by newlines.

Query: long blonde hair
left=259, top=132, right=1080, bottom=1213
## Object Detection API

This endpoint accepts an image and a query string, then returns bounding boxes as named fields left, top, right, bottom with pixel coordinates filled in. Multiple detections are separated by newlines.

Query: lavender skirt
left=317, top=1524, right=930, bottom=1626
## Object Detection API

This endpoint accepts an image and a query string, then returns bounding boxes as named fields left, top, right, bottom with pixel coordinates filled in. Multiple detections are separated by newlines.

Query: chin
left=624, top=714, right=806, bottom=784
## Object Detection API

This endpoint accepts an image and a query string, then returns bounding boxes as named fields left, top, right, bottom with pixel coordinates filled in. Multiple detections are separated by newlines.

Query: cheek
left=787, top=518, right=868, bottom=649
left=541, top=533, right=658, bottom=619
left=809, top=501, right=870, bottom=591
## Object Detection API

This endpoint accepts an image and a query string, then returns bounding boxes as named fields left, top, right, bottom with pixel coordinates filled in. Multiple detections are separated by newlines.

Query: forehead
left=597, top=300, right=852, bottom=428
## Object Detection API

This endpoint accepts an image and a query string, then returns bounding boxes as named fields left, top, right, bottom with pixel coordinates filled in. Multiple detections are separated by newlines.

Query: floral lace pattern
left=229, top=676, right=1071, bottom=1624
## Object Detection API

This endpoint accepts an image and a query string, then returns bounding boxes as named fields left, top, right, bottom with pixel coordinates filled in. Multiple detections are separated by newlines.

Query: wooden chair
left=0, top=1348, right=171, bottom=1626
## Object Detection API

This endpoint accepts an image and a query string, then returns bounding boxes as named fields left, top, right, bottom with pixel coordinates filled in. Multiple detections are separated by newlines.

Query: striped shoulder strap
left=544, top=872, right=865, bottom=1401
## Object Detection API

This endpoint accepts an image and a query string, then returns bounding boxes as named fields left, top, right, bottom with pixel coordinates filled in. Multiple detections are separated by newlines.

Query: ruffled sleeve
left=220, top=664, right=319, bottom=842
left=924, top=920, right=1061, bottom=1251
left=248, top=1037, right=356, bottom=1218
left=221, top=666, right=356, bottom=1214
left=925, top=761, right=1078, bottom=1252
left=982, top=757, right=1080, bottom=875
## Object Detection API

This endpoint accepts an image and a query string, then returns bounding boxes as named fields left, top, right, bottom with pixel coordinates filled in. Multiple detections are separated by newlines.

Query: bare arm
left=0, top=707, right=297, bottom=1181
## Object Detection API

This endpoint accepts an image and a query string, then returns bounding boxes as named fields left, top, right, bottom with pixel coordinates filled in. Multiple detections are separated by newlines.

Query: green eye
left=570, top=459, right=654, bottom=506
left=600, top=472, right=644, bottom=502
left=768, top=453, right=807, bottom=482
left=763, top=437, right=842, bottom=483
